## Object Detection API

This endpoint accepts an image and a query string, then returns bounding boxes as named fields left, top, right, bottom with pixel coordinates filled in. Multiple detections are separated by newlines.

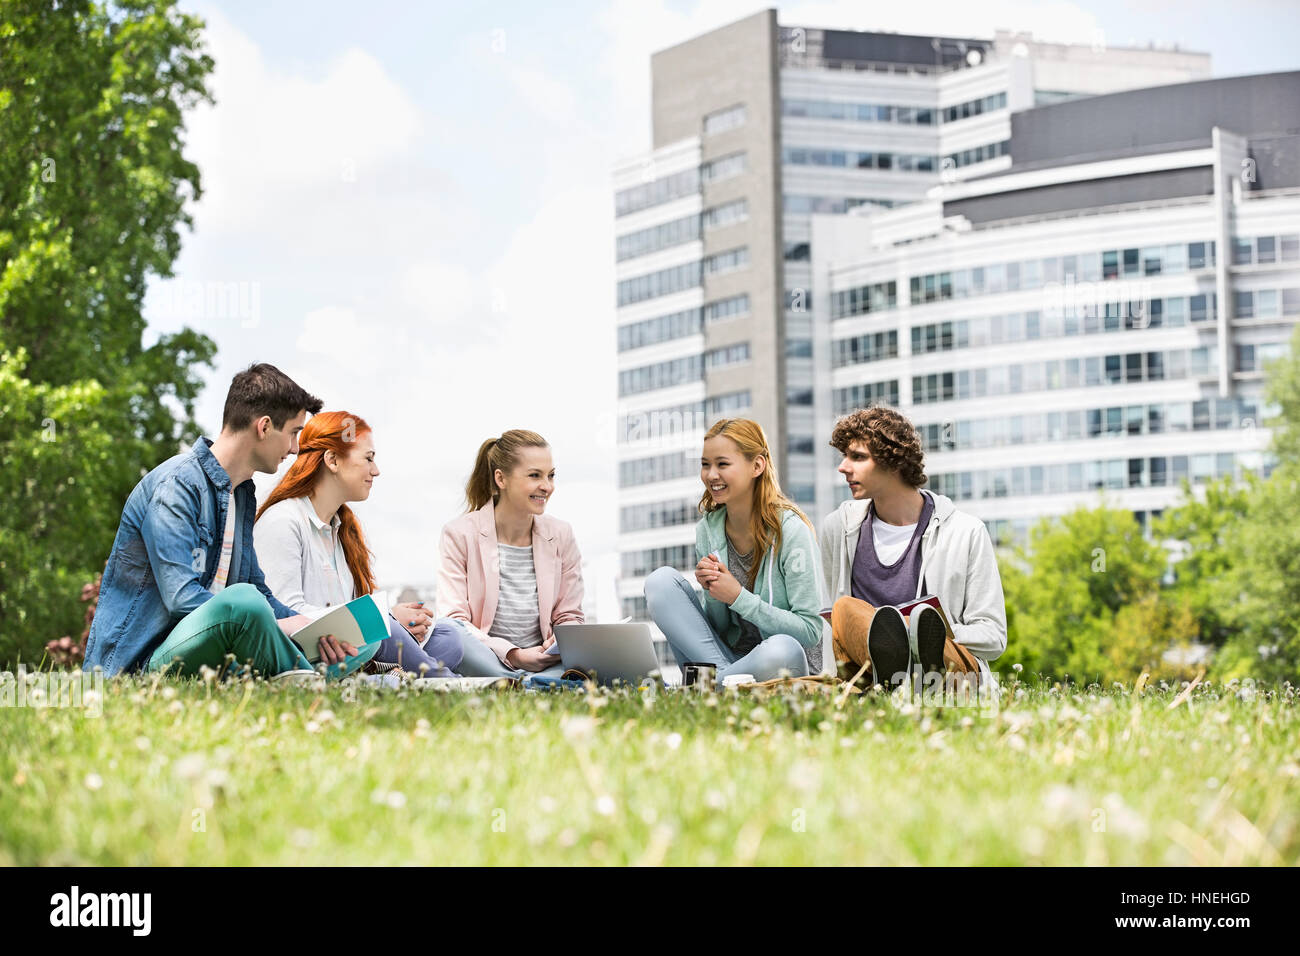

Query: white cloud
left=184, top=8, right=425, bottom=235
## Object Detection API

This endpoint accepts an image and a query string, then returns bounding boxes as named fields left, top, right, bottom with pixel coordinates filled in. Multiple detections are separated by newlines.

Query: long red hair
left=256, top=410, right=376, bottom=597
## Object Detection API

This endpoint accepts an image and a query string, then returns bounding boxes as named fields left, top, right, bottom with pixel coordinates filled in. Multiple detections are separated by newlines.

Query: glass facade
left=703, top=247, right=749, bottom=275
left=622, top=545, right=695, bottom=578
left=908, top=241, right=1217, bottom=305
left=784, top=146, right=937, bottom=172
left=915, top=396, right=1266, bottom=453
left=617, top=306, right=702, bottom=352
left=929, top=451, right=1256, bottom=501
left=615, top=167, right=699, bottom=218
left=620, top=498, right=700, bottom=533
left=619, top=451, right=697, bottom=488
left=616, top=212, right=699, bottom=262
left=617, top=260, right=701, bottom=307
left=619, top=354, right=703, bottom=396
left=909, top=347, right=1218, bottom=404
left=834, top=380, right=900, bottom=413
left=832, top=330, right=898, bottom=368
left=783, top=195, right=895, bottom=214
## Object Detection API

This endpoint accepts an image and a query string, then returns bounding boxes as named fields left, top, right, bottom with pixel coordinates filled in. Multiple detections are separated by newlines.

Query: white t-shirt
left=872, top=517, right=918, bottom=567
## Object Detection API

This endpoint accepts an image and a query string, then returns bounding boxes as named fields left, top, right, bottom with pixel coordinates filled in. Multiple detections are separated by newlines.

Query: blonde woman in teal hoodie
left=643, top=418, right=825, bottom=685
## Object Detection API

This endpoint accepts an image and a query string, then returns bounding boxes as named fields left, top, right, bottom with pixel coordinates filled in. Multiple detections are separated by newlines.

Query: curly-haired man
left=820, top=405, right=1006, bottom=692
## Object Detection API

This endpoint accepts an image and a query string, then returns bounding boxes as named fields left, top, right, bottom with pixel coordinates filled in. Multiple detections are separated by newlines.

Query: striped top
left=487, top=543, right=543, bottom=648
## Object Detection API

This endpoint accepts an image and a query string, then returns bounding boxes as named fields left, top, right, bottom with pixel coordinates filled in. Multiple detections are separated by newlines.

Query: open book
left=288, top=592, right=392, bottom=675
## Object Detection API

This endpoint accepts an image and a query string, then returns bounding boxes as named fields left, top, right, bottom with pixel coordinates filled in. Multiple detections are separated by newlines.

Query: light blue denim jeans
left=372, top=616, right=464, bottom=678
left=643, top=567, right=809, bottom=686
left=455, top=626, right=567, bottom=680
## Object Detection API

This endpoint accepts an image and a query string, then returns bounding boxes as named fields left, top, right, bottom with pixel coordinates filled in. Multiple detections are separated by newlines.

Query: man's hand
left=317, top=634, right=360, bottom=665
left=392, top=601, right=433, bottom=641
left=505, top=645, right=556, bottom=672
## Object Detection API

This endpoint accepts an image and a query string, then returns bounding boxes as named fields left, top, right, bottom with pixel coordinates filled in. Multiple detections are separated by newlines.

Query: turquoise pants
left=146, top=583, right=377, bottom=679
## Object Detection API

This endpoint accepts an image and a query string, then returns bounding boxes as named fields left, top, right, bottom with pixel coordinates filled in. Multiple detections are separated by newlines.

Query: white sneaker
left=271, top=668, right=325, bottom=688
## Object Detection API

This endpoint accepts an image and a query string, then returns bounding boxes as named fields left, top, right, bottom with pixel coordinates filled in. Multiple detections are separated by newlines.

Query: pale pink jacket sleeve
left=551, top=522, right=586, bottom=630
left=437, top=521, right=516, bottom=665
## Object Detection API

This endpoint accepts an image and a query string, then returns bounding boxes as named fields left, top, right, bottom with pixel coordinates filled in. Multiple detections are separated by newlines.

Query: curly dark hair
left=829, top=405, right=927, bottom=488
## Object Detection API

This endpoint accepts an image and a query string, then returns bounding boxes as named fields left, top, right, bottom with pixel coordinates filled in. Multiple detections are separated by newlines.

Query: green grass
left=1, top=672, right=1296, bottom=865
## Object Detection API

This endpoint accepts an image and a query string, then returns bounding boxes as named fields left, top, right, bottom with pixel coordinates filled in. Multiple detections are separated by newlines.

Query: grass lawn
left=2, top=672, right=1296, bottom=865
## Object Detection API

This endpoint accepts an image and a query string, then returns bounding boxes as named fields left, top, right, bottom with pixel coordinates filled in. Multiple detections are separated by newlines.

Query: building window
left=615, top=212, right=700, bottom=262
left=833, top=330, right=898, bottom=367
left=618, top=354, right=704, bottom=396
left=703, top=294, right=750, bottom=323
left=784, top=146, right=939, bottom=172
left=704, top=104, right=747, bottom=136
left=832, top=281, right=896, bottom=319
left=617, top=260, right=702, bottom=307
left=702, top=199, right=748, bottom=231
left=619, top=451, right=697, bottom=488
left=701, top=152, right=746, bottom=184
left=615, top=166, right=699, bottom=218
left=834, top=380, right=898, bottom=415
left=622, top=545, right=695, bottom=578
left=620, top=499, right=700, bottom=533
left=703, top=247, right=749, bottom=276
left=618, top=307, right=702, bottom=352
left=704, top=342, right=751, bottom=371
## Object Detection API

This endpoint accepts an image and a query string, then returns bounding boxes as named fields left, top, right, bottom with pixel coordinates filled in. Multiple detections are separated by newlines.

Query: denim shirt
left=84, top=437, right=296, bottom=676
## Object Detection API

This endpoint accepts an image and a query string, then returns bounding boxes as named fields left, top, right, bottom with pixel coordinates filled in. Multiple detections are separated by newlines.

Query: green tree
left=1153, top=475, right=1252, bottom=648
left=1210, top=324, right=1300, bottom=680
left=0, top=0, right=216, bottom=665
left=999, top=499, right=1175, bottom=683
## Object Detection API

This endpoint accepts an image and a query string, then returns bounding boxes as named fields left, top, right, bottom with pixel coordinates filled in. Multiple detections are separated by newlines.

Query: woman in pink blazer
left=438, top=428, right=585, bottom=678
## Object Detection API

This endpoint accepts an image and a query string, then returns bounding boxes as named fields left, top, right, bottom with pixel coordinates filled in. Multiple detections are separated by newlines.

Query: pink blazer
left=437, top=499, right=585, bottom=664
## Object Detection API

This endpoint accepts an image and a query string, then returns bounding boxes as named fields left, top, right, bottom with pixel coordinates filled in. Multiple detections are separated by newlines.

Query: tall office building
left=612, top=9, right=1212, bottom=661
left=816, top=72, right=1300, bottom=544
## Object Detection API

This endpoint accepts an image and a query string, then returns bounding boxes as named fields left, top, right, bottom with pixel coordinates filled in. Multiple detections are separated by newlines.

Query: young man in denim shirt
left=85, top=363, right=370, bottom=680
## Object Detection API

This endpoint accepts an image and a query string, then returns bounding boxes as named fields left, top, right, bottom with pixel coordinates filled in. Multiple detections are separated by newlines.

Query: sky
left=144, top=0, right=1300, bottom=612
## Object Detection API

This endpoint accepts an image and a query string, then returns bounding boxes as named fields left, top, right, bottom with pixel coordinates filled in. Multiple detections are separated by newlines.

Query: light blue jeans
left=643, top=567, right=809, bottom=686
left=455, top=625, right=567, bottom=680
left=372, top=617, right=464, bottom=678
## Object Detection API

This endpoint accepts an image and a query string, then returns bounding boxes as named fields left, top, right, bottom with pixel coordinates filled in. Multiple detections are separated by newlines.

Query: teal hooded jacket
left=693, top=505, right=824, bottom=650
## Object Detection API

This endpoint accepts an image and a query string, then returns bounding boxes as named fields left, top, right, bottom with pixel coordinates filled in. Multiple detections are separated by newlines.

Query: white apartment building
left=816, top=72, right=1300, bottom=543
left=612, top=10, right=1214, bottom=663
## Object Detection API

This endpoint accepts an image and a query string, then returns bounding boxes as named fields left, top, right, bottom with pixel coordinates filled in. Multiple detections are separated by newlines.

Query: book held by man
left=288, top=591, right=392, bottom=664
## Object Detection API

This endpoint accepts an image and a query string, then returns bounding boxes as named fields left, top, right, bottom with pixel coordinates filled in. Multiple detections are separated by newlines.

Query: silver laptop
left=551, top=623, right=661, bottom=687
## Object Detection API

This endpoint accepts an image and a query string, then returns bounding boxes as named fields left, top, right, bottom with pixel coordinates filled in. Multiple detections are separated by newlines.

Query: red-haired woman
left=254, top=411, right=463, bottom=678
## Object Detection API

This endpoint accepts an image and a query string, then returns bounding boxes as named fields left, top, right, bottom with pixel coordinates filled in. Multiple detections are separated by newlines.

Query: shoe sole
left=867, top=607, right=910, bottom=689
left=915, top=607, right=946, bottom=684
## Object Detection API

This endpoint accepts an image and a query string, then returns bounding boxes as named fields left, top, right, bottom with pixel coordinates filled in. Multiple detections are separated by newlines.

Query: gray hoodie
left=819, top=489, right=1007, bottom=680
